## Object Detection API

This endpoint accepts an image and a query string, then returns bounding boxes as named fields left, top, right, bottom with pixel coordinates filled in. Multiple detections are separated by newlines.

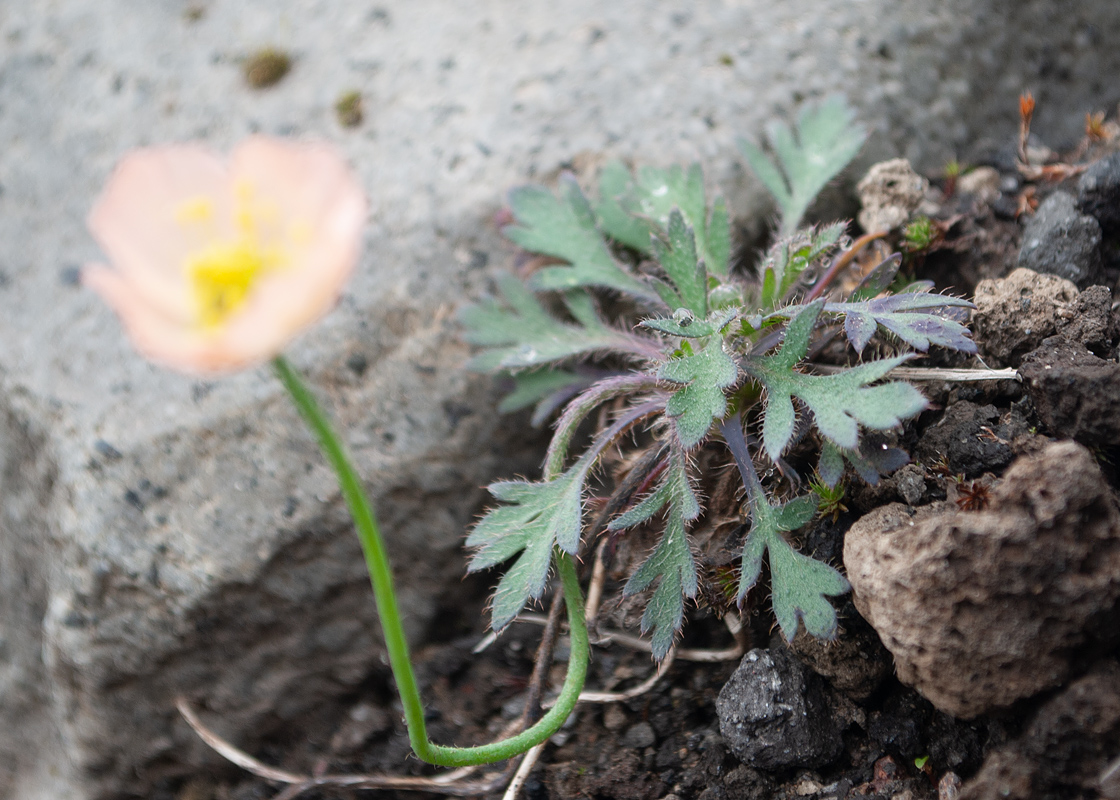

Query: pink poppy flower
left=86, top=136, right=366, bottom=375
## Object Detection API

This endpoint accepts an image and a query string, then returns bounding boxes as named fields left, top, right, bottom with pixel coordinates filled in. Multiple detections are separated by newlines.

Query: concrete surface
left=1, top=0, right=1118, bottom=797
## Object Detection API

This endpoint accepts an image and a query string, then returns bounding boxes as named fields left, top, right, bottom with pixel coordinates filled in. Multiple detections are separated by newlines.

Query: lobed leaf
left=739, top=96, right=866, bottom=236
left=461, top=276, right=638, bottom=371
left=649, top=209, right=708, bottom=316
left=721, top=415, right=849, bottom=642
left=627, top=164, right=730, bottom=277
left=504, top=175, right=657, bottom=301
left=746, top=303, right=927, bottom=460
left=659, top=337, right=738, bottom=449
left=467, top=463, right=590, bottom=630
left=616, top=447, right=700, bottom=659
left=640, top=307, right=737, bottom=339
left=830, top=293, right=977, bottom=355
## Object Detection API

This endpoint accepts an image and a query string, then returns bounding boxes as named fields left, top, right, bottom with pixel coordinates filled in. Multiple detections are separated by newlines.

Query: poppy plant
left=85, top=137, right=588, bottom=769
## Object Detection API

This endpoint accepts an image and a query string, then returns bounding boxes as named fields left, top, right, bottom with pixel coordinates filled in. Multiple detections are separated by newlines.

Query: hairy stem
left=273, top=355, right=588, bottom=767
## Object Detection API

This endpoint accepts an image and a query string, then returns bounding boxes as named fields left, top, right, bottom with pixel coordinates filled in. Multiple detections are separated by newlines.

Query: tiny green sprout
left=943, top=159, right=963, bottom=197
left=914, top=755, right=930, bottom=770
left=718, top=53, right=734, bottom=67
left=810, top=474, right=848, bottom=523
left=902, top=216, right=937, bottom=253
left=335, top=90, right=364, bottom=128
left=244, top=47, right=291, bottom=89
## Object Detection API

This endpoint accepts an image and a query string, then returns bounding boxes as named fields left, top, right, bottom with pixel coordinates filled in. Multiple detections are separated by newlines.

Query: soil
left=171, top=144, right=1120, bottom=800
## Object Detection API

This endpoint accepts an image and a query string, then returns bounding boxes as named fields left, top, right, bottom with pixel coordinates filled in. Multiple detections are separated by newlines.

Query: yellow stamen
left=180, top=183, right=289, bottom=329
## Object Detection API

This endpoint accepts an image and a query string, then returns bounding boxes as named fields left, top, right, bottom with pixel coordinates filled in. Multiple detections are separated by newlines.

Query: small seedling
left=244, top=47, right=291, bottom=89
left=902, top=215, right=938, bottom=253
left=810, top=474, right=849, bottom=523
left=463, top=96, right=976, bottom=658
left=942, top=159, right=961, bottom=197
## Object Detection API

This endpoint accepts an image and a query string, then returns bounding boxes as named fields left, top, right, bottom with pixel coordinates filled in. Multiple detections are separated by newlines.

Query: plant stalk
left=273, top=355, right=588, bottom=767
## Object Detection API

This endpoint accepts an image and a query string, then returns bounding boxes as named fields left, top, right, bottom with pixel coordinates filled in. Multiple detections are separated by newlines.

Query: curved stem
left=273, top=356, right=588, bottom=767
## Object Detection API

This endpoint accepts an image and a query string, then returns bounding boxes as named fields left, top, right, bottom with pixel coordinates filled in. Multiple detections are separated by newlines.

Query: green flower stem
left=272, top=355, right=588, bottom=767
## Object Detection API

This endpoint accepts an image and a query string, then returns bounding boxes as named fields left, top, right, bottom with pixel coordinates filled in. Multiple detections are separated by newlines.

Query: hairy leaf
left=616, top=448, right=700, bottom=659
left=595, top=160, right=656, bottom=252
left=746, top=302, right=926, bottom=460
left=504, top=175, right=657, bottom=300
left=631, top=164, right=729, bottom=277
left=721, top=416, right=848, bottom=642
left=640, top=307, right=737, bottom=339
left=759, top=223, right=846, bottom=308
left=659, top=337, right=738, bottom=448
left=739, top=96, right=866, bottom=236
left=650, top=209, right=708, bottom=315
left=461, top=276, right=637, bottom=370
left=830, top=293, right=977, bottom=354
left=467, top=462, right=590, bottom=630
left=762, top=291, right=977, bottom=355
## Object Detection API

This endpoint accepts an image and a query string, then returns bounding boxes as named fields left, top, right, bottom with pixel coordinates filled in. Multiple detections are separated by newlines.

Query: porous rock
left=717, top=645, right=843, bottom=769
left=844, top=442, right=1120, bottom=718
left=1019, top=336, right=1120, bottom=446
left=1017, top=191, right=1103, bottom=288
left=971, top=268, right=1113, bottom=366
left=960, top=661, right=1120, bottom=800
left=857, top=159, right=930, bottom=233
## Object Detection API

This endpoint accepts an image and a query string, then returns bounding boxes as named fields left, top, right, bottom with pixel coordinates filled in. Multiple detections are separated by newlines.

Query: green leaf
left=467, top=463, right=589, bottom=629
left=630, top=164, right=729, bottom=278
left=721, top=415, right=848, bottom=642
left=745, top=302, right=927, bottom=460
left=496, top=368, right=594, bottom=428
left=617, top=448, right=700, bottom=659
left=460, top=275, right=635, bottom=371
left=705, top=197, right=731, bottom=278
left=758, top=223, right=846, bottom=308
left=640, top=307, right=737, bottom=339
left=762, top=290, right=977, bottom=355
left=504, top=175, right=657, bottom=301
left=650, top=209, right=708, bottom=316
left=595, top=160, right=655, bottom=252
left=659, top=337, right=738, bottom=448
left=739, top=96, right=866, bottom=236
left=764, top=523, right=851, bottom=640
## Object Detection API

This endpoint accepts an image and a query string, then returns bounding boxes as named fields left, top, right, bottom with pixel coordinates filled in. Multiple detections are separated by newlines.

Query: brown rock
left=857, top=159, right=930, bottom=234
left=843, top=442, right=1120, bottom=718
left=971, top=268, right=1115, bottom=366
left=960, top=661, right=1120, bottom=800
left=1019, top=336, right=1120, bottom=445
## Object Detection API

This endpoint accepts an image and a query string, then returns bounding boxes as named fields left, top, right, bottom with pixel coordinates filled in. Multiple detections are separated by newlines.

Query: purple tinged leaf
left=848, top=253, right=902, bottom=301
left=844, top=312, right=878, bottom=354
